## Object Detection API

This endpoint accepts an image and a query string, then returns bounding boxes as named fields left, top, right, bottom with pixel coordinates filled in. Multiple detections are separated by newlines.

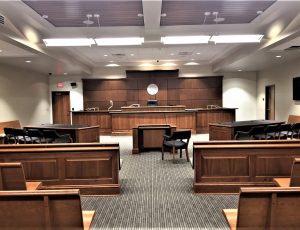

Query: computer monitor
left=147, top=100, right=158, bottom=106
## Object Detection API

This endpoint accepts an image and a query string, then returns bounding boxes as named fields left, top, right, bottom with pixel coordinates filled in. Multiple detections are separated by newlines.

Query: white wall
left=223, top=72, right=257, bottom=121
left=0, top=64, right=50, bottom=125
left=257, top=58, right=300, bottom=121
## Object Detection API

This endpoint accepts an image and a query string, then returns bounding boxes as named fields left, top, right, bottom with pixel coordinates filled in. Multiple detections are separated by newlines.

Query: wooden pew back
left=0, top=162, right=27, bottom=190
left=0, top=143, right=120, bottom=195
left=291, top=158, right=300, bottom=186
left=0, top=120, right=21, bottom=134
left=237, top=187, right=300, bottom=229
left=288, top=115, right=300, bottom=124
left=0, top=189, right=85, bottom=229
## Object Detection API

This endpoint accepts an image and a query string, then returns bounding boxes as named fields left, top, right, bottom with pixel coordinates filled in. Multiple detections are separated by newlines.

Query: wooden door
left=52, top=91, right=70, bottom=124
left=265, top=85, right=275, bottom=120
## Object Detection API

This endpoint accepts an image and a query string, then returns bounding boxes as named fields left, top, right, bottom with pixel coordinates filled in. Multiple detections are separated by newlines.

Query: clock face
left=147, top=84, right=158, bottom=95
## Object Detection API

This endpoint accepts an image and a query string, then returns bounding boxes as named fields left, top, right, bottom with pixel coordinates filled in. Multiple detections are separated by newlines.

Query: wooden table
left=209, top=120, right=284, bottom=140
left=25, top=124, right=99, bottom=143
left=132, top=124, right=176, bottom=154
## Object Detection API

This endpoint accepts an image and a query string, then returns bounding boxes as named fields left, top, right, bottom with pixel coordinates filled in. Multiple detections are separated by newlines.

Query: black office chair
left=234, top=126, right=265, bottom=140
left=162, top=130, right=191, bottom=162
left=276, top=123, right=293, bottom=139
left=25, top=128, right=46, bottom=144
left=291, top=123, right=300, bottom=139
left=42, top=130, right=73, bottom=143
left=263, top=124, right=280, bottom=140
left=4, top=128, right=32, bottom=144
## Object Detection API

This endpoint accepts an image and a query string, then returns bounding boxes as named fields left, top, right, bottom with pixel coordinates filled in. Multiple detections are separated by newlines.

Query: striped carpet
left=81, top=135, right=239, bottom=229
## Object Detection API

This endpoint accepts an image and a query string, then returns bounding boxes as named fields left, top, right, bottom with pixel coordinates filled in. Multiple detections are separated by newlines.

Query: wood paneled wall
left=83, top=70, right=223, bottom=109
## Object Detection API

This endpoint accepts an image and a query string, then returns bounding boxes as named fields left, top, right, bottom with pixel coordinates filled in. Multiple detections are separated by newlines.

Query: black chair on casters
left=42, top=130, right=73, bottom=143
left=162, top=130, right=191, bottom=163
left=25, top=128, right=46, bottom=144
left=4, top=128, right=32, bottom=144
left=234, top=126, right=265, bottom=140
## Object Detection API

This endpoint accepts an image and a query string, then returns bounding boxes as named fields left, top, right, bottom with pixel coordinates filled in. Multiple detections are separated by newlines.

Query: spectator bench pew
left=0, top=143, right=120, bottom=195
left=0, top=189, right=94, bottom=230
left=193, top=140, right=300, bottom=193
left=223, top=187, right=300, bottom=230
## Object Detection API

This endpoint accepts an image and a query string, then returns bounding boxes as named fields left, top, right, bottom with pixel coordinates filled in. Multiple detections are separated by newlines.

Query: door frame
left=265, top=85, right=275, bottom=120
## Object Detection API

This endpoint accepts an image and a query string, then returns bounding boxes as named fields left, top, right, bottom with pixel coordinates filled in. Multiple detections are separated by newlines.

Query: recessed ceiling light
left=42, top=15, right=48, bottom=19
left=161, top=13, right=167, bottom=17
left=138, top=13, right=143, bottom=17
left=105, top=63, right=120, bottom=67
left=104, top=54, right=108, bottom=57
left=25, top=60, right=31, bottom=63
left=238, top=69, right=242, bottom=72
left=63, top=72, right=68, bottom=75
left=257, top=10, right=263, bottom=15
left=191, top=59, right=195, bottom=61
left=170, top=53, right=175, bottom=56
left=109, top=60, right=114, bottom=63
left=184, top=62, right=199, bottom=66
left=130, top=54, right=134, bottom=56
left=0, top=50, right=2, bottom=52
left=196, top=52, right=201, bottom=55
left=276, top=55, right=282, bottom=58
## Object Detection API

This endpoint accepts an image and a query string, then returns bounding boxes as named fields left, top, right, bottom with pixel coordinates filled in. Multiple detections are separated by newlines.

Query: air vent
left=0, top=15, right=4, bottom=25
left=285, top=46, right=300, bottom=51
left=112, top=53, right=126, bottom=57
left=178, top=51, right=192, bottom=56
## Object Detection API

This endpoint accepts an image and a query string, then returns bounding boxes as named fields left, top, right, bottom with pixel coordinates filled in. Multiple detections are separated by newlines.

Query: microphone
left=108, top=100, right=113, bottom=111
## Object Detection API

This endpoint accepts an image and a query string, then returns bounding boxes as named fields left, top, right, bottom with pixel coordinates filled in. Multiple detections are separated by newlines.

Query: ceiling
left=0, top=0, right=300, bottom=76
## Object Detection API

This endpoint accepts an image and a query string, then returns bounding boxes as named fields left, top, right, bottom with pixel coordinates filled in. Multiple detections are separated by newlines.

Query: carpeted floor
left=81, top=135, right=238, bottom=229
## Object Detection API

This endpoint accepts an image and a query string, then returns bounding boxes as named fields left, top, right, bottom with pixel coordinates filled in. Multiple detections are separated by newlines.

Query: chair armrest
left=163, top=134, right=171, bottom=140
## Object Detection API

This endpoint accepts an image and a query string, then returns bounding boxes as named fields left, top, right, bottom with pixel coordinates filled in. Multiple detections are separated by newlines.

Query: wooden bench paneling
left=193, top=140, right=300, bottom=193
left=0, top=143, right=120, bottom=195
left=0, top=162, right=41, bottom=191
left=0, top=189, right=94, bottom=230
left=223, top=187, right=300, bottom=230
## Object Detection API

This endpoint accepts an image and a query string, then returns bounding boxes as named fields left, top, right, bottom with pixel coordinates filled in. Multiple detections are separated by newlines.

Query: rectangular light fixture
left=161, top=36, right=210, bottom=44
left=43, top=38, right=95, bottom=46
left=95, top=37, right=144, bottom=46
left=210, top=35, right=264, bottom=43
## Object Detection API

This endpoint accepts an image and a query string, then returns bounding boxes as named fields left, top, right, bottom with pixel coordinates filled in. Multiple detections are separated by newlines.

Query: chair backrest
left=264, top=124, right=279, bottom=133
left=290, top=158, right=300, bottom=186
left=0, top=189, right=84, bottom=229
left=26, top=128, right=43, bottom=138
left=237, top=187, right=300, bottom=229
left=248, top=126, right=265, bottom=135
left=170, top=130, right=191, bottom=141
left=278, top=123, right=292, bottom=132
left=287, top=115, right=300, bottom=124
left=0, top=120, right=21, bottom=134
left=42, top=129, right=58, bottom=139
left=0, top=163, right=27, bottom=190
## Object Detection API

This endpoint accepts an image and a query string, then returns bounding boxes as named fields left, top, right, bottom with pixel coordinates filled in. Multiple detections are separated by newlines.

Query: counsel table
left=209, top=120, right=285, bottom=140
left=25, top=124, right=99, bottom=143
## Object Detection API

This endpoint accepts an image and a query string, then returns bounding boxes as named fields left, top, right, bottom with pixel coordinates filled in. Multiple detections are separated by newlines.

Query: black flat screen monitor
left=147, top=100, right=158, bottom=106
left=293, top=77, right=300, bottom=100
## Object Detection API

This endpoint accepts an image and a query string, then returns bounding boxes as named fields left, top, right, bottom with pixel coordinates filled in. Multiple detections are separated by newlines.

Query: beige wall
left=223, top=72, right=257, bottom=121
left=257, top=58, right=300, bottom=121
left=0, top=64, right=50, bottom=126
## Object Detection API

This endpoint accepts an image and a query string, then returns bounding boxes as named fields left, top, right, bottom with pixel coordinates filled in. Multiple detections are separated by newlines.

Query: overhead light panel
left=43, top=38, right=95, bottom=46
left=210, top=35, right=263, bottom=43
left=184, top=62, right=199, bottom=66
left=105, top=63, right=120, bottom=67
left=95, top=37, right=144, bottom=46
left=161, top=36, right=210, bottom=44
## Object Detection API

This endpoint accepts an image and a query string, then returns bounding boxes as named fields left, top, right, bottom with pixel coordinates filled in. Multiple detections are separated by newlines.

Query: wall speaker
left=70, top=82, right=77, bottom=87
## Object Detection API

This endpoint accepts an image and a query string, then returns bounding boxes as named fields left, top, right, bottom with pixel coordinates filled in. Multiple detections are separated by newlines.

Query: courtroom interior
left=1, top=0, right=300, bottom=229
